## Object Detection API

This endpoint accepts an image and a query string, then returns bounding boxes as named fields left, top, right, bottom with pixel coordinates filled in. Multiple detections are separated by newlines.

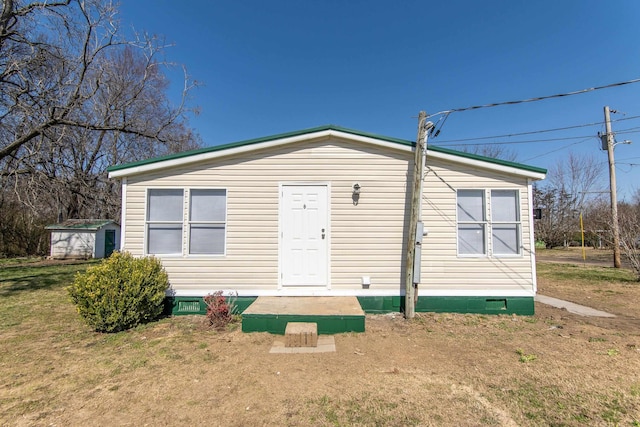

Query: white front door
left=281, top=185, right=328, bottom=287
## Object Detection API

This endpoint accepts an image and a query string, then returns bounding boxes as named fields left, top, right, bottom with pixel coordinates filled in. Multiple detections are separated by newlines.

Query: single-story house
left=107, top=125, right=546, bottom=316
left=46, top=219, right=120, bottom=259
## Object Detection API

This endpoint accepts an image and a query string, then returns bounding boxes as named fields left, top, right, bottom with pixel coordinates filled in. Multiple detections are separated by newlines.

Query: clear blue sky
left=119, top=0, right=640, bottom=200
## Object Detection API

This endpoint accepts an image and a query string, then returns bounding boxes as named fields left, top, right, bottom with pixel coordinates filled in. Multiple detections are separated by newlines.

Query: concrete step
left=285, top=322, right=318, bottom=347
left=242, top=296, right=365, bottom=334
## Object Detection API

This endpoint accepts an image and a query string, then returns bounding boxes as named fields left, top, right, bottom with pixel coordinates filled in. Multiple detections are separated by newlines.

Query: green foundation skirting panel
left=166, top=295, right=533, bottom=318
left=165, top=296, right=257, bottom=316
left=242, top=314, right=365, bottom=335
left=357, top=296, right=534, bottom=315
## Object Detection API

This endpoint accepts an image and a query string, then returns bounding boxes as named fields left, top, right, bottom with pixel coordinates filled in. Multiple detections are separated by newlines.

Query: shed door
left=104, top=230, right=116, bottom=257
left=281, top=185, right=328, bottom=286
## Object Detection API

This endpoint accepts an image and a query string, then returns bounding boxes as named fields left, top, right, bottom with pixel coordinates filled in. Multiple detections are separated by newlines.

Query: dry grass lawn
left=1, top=253, right=639, bottom=426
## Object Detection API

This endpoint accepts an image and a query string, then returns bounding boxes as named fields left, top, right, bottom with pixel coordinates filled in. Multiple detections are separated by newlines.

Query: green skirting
left=164, top=296, right=257, bottom=316
left=357, top=296, right=534, bottom=315
left=241, top=314, right=365, bottom=335
left=166, top=295, right=533, bottom=316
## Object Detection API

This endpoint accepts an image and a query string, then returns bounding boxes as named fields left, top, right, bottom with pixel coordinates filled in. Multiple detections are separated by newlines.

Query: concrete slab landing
left=242, top=296, right=366, bottom=335
left=243, top=296, right=365, bottom=316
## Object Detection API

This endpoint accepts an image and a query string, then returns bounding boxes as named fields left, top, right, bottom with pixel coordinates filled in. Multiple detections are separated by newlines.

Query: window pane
left=190, top=189, right=226, bottom=221
left=190, top=225, right=225, bottom=254
left=457, top=190, right=485, bottom=222
left=148, top=189, right=183, bottom=221
left=492, top=190, right=519, bottom=222
left=493, top=224, right=520, bottom=255
left=148, top=224, right=182, bottom=254
left=458, top=224, right=486, bottom=255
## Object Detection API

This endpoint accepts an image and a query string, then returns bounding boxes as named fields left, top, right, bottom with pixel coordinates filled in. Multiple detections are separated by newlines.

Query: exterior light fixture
left=352, top=183, right=361, bottom=206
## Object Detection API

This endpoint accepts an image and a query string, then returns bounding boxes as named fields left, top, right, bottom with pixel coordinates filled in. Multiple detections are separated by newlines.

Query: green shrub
left=68, top=252, right=169, bottom=332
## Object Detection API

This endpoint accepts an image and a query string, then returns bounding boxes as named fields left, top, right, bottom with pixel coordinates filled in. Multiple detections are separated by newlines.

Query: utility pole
left=405, top=111, right=427, bottom=319
left=604, top=106, right=622, bottom=269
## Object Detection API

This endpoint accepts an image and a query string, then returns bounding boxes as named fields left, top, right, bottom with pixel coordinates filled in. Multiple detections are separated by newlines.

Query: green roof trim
left=426, top=144, right=547, bottom=174
left=107, top=124, right=546, bottom=175
left=45, top=219, right=117, bottom=230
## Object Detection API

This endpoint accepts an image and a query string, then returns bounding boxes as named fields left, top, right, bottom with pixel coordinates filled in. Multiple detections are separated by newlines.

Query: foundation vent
left=177, top=300, right=201, bottom=313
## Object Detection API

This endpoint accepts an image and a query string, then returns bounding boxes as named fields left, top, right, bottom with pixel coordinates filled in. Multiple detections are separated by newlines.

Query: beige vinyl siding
left=122, top=135, right=535, bottom=296
left=124, top=137, right=411, bottom=293
left=420, top=159, right=534, bottom=295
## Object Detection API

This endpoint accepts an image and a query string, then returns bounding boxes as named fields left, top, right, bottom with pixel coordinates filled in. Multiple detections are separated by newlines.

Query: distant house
left=107, top=125, right=546, bottom=315
left=46, top=219, right=120, bottom=259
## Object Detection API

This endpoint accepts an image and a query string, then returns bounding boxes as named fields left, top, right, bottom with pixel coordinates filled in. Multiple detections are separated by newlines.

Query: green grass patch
left=304, top=393, right=422, bottom=426
left=536, top=262, right=636, bottom=284
left=0, top=259, right=100, bottom=296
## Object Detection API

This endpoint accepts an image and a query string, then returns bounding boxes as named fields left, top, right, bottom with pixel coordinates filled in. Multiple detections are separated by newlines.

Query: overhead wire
left=438, top=134, right=596, bottom=147
left=435, top=123, right=601, bottom=143
left=418, top=78, right=640, bottom=165
left=434, top=116, right=640, bottom=144
left=522, top=138, right=594, bottom=161
left=426, top=77, right=640, bottom=120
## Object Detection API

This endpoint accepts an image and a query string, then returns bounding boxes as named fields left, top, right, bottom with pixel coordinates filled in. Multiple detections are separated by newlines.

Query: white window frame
left=187, top=188, right=227, bottom=256
left=456, top=189, right=488, bottom=257
left=456, top=188, right=523, bottom=258
left=145, top=188, right=185, bottom=256
left=490, top=189, right=522, bottom=257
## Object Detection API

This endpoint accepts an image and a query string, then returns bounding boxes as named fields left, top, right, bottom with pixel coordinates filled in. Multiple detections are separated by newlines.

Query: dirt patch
left=2, top=307, right=640, bottom=426
left=1, top=258, right=640, bottom=426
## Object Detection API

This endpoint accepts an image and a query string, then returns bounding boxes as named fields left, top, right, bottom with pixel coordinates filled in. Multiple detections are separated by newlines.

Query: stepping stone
left=285, top=322, right=318, bottom=347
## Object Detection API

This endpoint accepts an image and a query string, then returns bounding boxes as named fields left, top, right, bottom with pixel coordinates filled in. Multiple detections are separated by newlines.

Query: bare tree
left=585, top=197, right=640, bottom=280
left=0, top=0, right=198, bottom=162
left=617, top=202, right=640, bottom=280
left=0, top=0, right=201, bottom=256
left=459, top=144, right=518, bottom=162
left=533, top=151, right=605, bottom=247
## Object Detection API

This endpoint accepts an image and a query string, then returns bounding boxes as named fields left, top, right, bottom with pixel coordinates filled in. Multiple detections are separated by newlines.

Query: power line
left=435, top=122, right=601, bottom=143
left=427, top=77, right=640, bottom=118
left=437, top=134, right=596, bottom=147
left=434, top=115, right=640, bottom=143
left=614, top=115, right=640, bottom=123
left=521, top=138, right=594, bottom=161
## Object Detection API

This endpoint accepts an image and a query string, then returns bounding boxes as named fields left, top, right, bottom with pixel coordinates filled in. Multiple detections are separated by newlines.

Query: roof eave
left=107, top=125, right=546, bottom=181
left=108, top=127, right=413, bottom=179
left=426, top=150, right=547, bottom=180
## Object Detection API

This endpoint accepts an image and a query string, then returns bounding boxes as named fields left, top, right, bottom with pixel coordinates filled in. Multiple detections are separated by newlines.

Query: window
left=145, top=188, right=228, bottom=256
left=147, top=189, right=184, bottom=254
left=491, top=190, right=520, bottom=255
left=189, top=189, right=227, bottom=255
left=456, top=189, right=522, bottom=257
left=457, top=190, right=486, bottom=255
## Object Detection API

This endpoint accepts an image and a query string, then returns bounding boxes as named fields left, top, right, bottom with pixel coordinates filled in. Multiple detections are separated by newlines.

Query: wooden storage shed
left=46, top=219, right=120, bottom=259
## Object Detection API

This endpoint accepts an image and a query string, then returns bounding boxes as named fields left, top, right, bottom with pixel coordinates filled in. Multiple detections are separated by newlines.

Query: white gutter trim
left=120, top=177, right=127, bottom=251
left=528, top=179, right=538, bottom=294
left=107, top=128, right=545, bottom=181
left=168, top=288, right=535, bottom=297
left=427, top=150, right=547, bottom=180
left=108, top=129, right=413, bottom=179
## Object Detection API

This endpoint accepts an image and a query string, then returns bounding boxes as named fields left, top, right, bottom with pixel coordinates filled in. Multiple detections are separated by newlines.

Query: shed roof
left=45, top=219, right=118, bottom=231
left=107, top=125, right=547, bottom=180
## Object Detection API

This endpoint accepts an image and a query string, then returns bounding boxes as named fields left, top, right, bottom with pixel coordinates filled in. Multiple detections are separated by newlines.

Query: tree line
left=1, top=1, right=638, bottom=280
left=534, top=152, right=640, bottom=278
left=0, top=0, right=200, bottom=256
